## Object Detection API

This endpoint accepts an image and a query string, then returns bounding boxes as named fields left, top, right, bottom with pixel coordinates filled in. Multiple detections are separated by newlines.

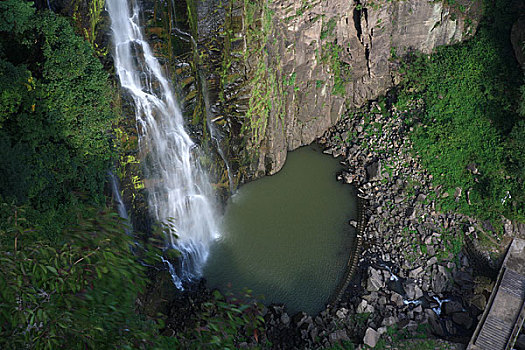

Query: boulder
left=363, top=328, right=380, bottom=348
left=414, top=285, right=424, bottom=300
left=445, top=319, right=458, bottom=335
left=431, top=266, right=450, bottom=293
left=427, top=256, right=438, bottom=267
left=280, top=313, right=290, bottom=325
left=404, top=282, right=423, bottom=300
left=454, top=187, right=462, bottom=201
left=292, top=312, right=309, bottom=328
left=310, top=327, right=319, bottom=342
left=409, top=267, right=423, bottom=279
left=452, top=311, right=473, bottom=329
left=329, top=329, right=350, bottom=344
left=367, top=267, right=384, bottom=292
left=336, top=308, right=348, bottom=319
left=366, top=161, right=381, bottom=180
left=443, top=301, right=463, bottom=315
left=404, top=320, right=419, bottom=332
left=454, top=270, right=474, bottom=289
left=427, top=309, right=446, bottom=337
left=382, top=316, right=398, bottom=327
left=469, top=294, right=487, bottom=312
left=357, top=299, right=375, bottom=314
left=416, top=193, right=427, bottom=202
left=391, top=292, right=404, bottom=307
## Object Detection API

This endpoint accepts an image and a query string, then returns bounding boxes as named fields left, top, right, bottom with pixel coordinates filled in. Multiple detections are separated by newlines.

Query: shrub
left=0, top=206, right=155, bottom=349
left=398, top=19, right=524, bottom=223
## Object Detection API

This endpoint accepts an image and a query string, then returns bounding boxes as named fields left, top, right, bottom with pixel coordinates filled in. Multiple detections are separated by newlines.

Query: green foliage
left=399, top=15, right=524, bottom=223
left=0, top=0, right=115, bottom=235
left=318, top=15, right=351, bottom=97
left=283, top=72, right=296, bottom=86
left=0, top=206, right=156, bottom=349
left=0, top=59, right=31, bottom=122
left=37, top=13, right=113, bottom=154
left=520, top=83, right=525, bottom=116
left=372, top=324, right=453, bottom=350
left=321, top=42, right=350, bottom=97
left=0, top=0, right=34, bottom=33
left=241, top=0, right=285, bottom=153
left=85, top=0, right=106, bottom=46
left=508, top=120, right=525, bottom=180
left=0, top=202, right=268, bottom=349
left=325, top=341, right=355, bottom=349
left=173, top=289, right=268, bottom=349
left=321, top=17, right=337, bottom=40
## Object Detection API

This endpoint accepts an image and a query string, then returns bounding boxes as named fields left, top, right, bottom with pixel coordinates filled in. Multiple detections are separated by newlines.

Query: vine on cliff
left=239, top=0, right=285, bottom=158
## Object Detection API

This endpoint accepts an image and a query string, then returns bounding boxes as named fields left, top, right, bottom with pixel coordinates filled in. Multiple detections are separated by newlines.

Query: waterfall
left=108, top=170, right=132, bottom=234
left=106, top=0, right=220, bottom=288
left=108, top=171, right=129, bottom=221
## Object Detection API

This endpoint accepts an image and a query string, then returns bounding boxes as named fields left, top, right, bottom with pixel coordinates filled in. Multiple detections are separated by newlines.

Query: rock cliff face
left=58, top=0, right=482, bottom=199
left=73, top=0, right=481, bottom=189
left=234, top=0, right=481, bottom=177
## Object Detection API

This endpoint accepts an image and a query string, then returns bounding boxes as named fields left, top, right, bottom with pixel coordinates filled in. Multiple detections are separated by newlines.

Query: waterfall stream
left=108, top=170, right=132, bottom=234
left=107, top=0, right=220, bottom=288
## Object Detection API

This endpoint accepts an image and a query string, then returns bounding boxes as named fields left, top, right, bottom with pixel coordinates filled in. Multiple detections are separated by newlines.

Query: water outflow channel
left=106, top=0, right=219, bottom=288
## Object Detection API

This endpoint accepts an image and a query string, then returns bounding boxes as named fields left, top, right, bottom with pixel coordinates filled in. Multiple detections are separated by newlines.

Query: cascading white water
left=108, top=170, right=132, bottom=235
left=106, top=0, right=220, bottom=288
left=108, top=171, right=129, bottom=221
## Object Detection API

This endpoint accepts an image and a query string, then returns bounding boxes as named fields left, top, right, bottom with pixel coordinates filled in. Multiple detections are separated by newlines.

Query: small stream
left=204, top=145, right=357, bottom=314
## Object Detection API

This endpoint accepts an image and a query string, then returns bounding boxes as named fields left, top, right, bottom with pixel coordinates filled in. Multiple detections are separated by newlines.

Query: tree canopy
left=0, top=0, right=115, bottom=236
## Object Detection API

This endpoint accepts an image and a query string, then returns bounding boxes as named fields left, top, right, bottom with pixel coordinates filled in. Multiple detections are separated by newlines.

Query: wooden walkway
left=467, top=238, right=525, bottom=350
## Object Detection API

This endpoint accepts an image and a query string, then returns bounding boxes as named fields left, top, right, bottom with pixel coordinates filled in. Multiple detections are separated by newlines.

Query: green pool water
left=203, top=145, right=357, bottom=315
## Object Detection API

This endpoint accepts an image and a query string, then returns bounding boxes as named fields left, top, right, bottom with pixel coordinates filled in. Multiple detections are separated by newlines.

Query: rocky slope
left=258, top=96, right=525, bottom=349
left=320, top=100, right=492, bottom=347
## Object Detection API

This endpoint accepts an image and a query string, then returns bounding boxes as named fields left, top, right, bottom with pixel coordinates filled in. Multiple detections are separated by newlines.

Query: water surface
left=204, top=145, right=357, bottom=314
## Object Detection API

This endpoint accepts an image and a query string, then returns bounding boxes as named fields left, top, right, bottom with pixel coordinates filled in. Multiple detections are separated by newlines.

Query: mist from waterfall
left=106, top=0, right=220, bottom=288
